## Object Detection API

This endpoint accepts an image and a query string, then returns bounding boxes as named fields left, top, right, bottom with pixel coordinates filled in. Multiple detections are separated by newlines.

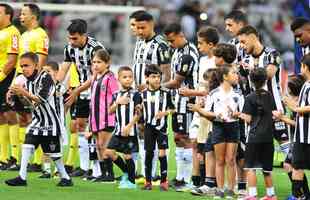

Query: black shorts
left=71, top=97, right=90, bottom=119
left=144, top=125, right=168, bottom=151
left=89, top=137, right=97, bottom=160
left=107, top=135, right=139, bottom=154
left=172, top=112, right=193, bottom=134
left=273, top=121, right=289, bottom=142
left=244, top=143, right=274, bottom=172
left=205, top=133, right=214, bottom=152
left=9, top=95, right=32, bottom=113
left=211, top=121, right=240, bottom=145
left=0, top=69, right=15, bottom=112
left=24, top=134, right=62, bottom=156
left=292, top=143, right=310, bottom=170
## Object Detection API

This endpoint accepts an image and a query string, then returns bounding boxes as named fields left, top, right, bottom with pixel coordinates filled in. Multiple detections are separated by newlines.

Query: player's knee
left=216, top=156, right=226, bottom=166
left=158, top=149, right=166, bottom=157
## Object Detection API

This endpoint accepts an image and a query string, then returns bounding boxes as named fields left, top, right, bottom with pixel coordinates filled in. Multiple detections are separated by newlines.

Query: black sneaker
left=83, top=175, right=97, bottom=181
left=7, top=163, right=20, bottom=171
left=5, top=176, right=27, bottom=186
left=57, top=178, right=73, bottom=187
left=0, top=161, right=8, bottom=170
left=70, top=168, right=86, bottom=177
left=93, top=175, right=115, bottom=183
left=152, top=175, right=161, bottom=182
left=39, top=171, right=51, bottom=179
left=81, top=169, right=92, bottom=179
left=28, top=164, right=42, bottom=172
left=64, top=165, right=73, bottom=174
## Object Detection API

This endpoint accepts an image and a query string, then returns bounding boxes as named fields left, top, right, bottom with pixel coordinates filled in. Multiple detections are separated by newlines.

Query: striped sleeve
left=37, top=72, right=53, bottom=103
left=176, top=54, right=194, bottom=76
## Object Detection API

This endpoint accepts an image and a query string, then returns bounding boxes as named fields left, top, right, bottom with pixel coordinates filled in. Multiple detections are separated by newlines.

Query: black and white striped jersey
left=229, top=37, right=247, bottom=63
left=26, top=71, right=65, bottom=137
left=171, top=42, right=199, bottom=113
left=242, top=46, right=283, bottom=112
left=302, top=46, right=310, bottom=56
left=133, top=34, right=170, bottom=86
left=112, top=88, right=142, bottom=137
left=294, top=81, right=310, bottom=144
left=64, top=36, right=105, bottom=99
left=142, top=87, right=174, bottom=132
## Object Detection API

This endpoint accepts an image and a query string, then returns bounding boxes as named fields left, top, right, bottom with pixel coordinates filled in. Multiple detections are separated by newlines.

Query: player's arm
left=0, top=53, right=18, bottom=81
left=179, top=87, right=208, bottom=97
left=35, top=33, right=49, bottom=69
left=37, top=53, right=48, bottom=69
left=266, top=51, right=281, bottom=79
left=272, top=111, right=296, bottom=126
left=57, top=62, right=72, bottom=82
left=157, top=43, right=171, bottom=83
left=266, top=64, right=278, bottom=79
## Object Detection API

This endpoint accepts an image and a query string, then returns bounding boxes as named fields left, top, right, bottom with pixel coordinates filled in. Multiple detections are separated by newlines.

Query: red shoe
left=260, top=195, right=278, bottom=200
left=160, top=180, right=169, bottom=191
left=142, top=182, right=152, bottom=190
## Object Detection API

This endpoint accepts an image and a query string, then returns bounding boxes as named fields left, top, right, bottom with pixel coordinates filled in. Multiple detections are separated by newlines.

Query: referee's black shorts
left=0, top=69, right=15, bottom=112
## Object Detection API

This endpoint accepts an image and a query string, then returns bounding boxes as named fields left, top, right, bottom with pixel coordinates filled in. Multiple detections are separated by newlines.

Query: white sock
left=43, top=162, right=51, bottom=173
left=175, top=147, right=184, bottom=181
left=131, top=152, right=139, bottom=175
left=19, top=144, right=35, bottom=180
left=92, top=160, right=102, bottom=177
left=54, top=158, right=70, bottom=180
left=183, top=148, right=193, bottom=183
left=266, top=187, right=275, bottom=196
left=138, top=139, right=145, bottom=176
left=152, top=149, right=158, bottom=178
left=78, top=133, right=89, bottom=171
left=249, top=187, right=257, bottom=197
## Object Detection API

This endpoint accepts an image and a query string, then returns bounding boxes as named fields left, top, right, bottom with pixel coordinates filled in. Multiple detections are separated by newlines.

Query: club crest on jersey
left=182, top=64, right=188, bottom=72
left=49, top=142, right=56, bottom=152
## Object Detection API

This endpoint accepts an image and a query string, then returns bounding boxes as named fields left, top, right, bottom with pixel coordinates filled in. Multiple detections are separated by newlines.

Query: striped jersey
left=112, top=88, right=142, bottom=137
left=26, top=71, right=64, bottom=136
left=302, top=46, right=310, bottom=56
left=242, top=46, right=283, bottom=112
left=205, top=86, right=244, bottom=123
left=229, top=37, right=247, bottom=63
left=294, top=81, right=310, bottom=144
left=142, top=87, right=174, bottom=132
left=64, top=36, right=105, bottom=99
left=89, top=71, right=118, bottom=133
left=171, top=42, right=199, bottom=113
left=133, top=34, right=170, bottom=86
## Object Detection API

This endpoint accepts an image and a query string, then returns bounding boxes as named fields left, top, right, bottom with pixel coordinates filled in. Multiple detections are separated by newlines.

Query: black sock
left=288, top=172, right=293, bottom=182
left=192, top=176, right=201, bottom=187
left=205, top=176, right=216, bottom=188
left=126, top=158, right=135, bottom=184
left=199, top=163, right=205, bottom=185
left=293, top=180, right=304, bottom=198
left=238, top=181, right=247, bottom=190
left=145, top=151, right=154, bottom=182
left=113, top=156, right=127, bottom=173
left=104, top=158, right=114, bottom=177
left=158, top=156, right=167, bottom=183
left=99, top=161, right=106, bottom=176
left=303, top=175, right=310, bottom=197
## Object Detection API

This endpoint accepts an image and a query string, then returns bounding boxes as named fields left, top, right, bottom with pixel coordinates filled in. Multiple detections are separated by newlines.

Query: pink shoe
left=243, top=196, right=257, bottom=200
left=260, top=195, right=278, bottom=200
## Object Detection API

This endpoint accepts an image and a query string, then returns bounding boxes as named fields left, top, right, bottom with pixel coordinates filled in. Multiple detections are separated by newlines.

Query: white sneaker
left=191, top=185, right=215, bottom=196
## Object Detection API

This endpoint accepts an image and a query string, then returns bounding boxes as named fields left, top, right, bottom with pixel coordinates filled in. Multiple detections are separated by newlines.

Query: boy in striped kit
left=105, top=66, right=142, bottom=189
left=5, top=52, right=72, bottom=187
left=141, top=64, right=175, bottom=191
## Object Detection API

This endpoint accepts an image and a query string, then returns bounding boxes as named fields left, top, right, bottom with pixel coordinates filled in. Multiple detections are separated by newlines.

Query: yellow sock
left=9, top=124, right=20, bottom=162
left=19, top=127, right=26, bottom=145
left=33, top=146, right=43, bottom=165
left=66, top=133, right=78, bottom=166
left=0, top=124, right=9, bottom=163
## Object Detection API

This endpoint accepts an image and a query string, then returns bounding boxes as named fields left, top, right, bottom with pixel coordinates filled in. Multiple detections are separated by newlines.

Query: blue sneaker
left=286, top=195, right=298, bottom=200
left=118, top=180, right=137, bottom=189
left=119, top=173, right=128, bottom=185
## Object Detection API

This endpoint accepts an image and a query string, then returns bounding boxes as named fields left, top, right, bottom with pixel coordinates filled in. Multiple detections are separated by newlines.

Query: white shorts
left=189, top=113, right=200, bottom=139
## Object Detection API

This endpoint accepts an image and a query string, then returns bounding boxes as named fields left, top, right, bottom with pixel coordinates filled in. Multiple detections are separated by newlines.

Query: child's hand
left=272, top=110, right=283, bottom=120
left=179, top=87, right=191, bottom=97
left=116, top=95, right=130, bottom=105
left=137, top=84, right=147, bottom=92
left=283, top=96, right=298, bottom=111
left=232, top=111, right=241, bottom=118
left=154, top=111, right=167, bottom=120
left=84, top=132, right=92, bottom=139
left=122, top=124, right=131, bottom=137
left=188, top=103, right=201, bottom=112
left=135, top=104, right=143, bottom=118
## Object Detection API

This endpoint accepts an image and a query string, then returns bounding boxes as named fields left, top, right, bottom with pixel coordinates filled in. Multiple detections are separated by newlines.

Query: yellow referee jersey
left=0, top=25, right=20, bottom=70
left=69, top=63, right=80, bottom=88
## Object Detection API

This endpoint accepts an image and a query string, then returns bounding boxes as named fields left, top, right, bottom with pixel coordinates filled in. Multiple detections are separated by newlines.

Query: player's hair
left=216, top=64, right=233, bottom=83
left=224, top=10, right=248, bottom=24
left=237, top=25, right=259, bottom=37
left=250, top=68, right=267, bottom=90
left=129, top=10, right=147, bottom=19
left=0, top=4, right=14, bottom=22
left=93, top=49, right=111, bottom=63
left=46, top=61, right=59, bottom=71
left=164, top=23, right=182, bottom=35
left=134, top=11, right=153, bottom=22
left=118, top=66, right=132, bottom=75
left=197, top=26, right=219, bottom=45
left=20, top=52, right=38, bottom=64
left=24, top=3, right=40, bottom=20
left=213, top=43, right=237, bottom=64
left=145, top=64, right=162, bottom=77
left=288, top=74, right=306, bottom=97
left=67, top=19, right=87, bottom=35
left=291, top=17, right=310, bottom=32
left=301, top=53, right=310, bottom=71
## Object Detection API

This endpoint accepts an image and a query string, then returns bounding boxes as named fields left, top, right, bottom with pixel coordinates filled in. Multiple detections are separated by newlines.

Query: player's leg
left=157, top=130, right=169, bottom=191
